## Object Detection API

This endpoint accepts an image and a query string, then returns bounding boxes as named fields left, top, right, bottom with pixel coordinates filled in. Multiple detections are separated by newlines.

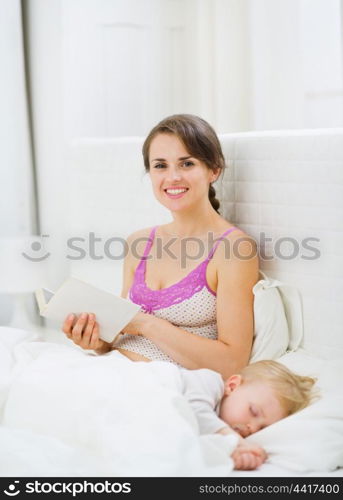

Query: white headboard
left=69, top=129, right=343, bottom=359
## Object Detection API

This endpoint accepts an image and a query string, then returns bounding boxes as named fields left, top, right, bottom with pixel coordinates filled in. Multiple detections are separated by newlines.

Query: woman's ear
left=223, top=374, right=242, bottom=395
left=210, top=168, right=220, bottom=183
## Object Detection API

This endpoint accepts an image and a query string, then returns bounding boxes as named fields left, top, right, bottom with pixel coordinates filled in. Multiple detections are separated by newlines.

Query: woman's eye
left=152, top=161, right=194, bottom=169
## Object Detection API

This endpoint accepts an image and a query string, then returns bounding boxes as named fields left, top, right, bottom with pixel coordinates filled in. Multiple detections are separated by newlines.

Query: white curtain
left=0, top=0, right=38, bottom=323
left=211, top=0, right=343, bottom=132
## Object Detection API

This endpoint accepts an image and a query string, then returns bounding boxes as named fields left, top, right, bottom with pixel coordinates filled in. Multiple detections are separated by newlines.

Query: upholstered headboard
left=217, top=130, right=343, bottom=359
left=69, top=129, right=343, bottom=359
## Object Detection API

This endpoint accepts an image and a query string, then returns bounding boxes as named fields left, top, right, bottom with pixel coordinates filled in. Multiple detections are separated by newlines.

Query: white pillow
left=248, top=350, right=343, bottom=473
left=250, top=271, right=303, bottom=362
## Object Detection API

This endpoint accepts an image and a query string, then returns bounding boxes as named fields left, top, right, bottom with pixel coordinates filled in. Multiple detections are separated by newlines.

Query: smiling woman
left=143, top=114, right=224, bottom=214
left=62, top=114, right=259, bottom=380
left=148, top=133, right=218, bottom=213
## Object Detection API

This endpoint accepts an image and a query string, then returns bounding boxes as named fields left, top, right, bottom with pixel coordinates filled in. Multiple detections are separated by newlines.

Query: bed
left=1, top=128, right=342, bottom=477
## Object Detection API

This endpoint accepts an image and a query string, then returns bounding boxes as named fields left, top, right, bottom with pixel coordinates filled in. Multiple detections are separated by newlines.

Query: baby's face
left=219, top=379, right=286, bottom=437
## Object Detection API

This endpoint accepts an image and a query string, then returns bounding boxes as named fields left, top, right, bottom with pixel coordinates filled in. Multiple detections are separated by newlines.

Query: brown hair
left=239, top=360, right=319, bottom=416
left=142, top=114, right=225, bottom=213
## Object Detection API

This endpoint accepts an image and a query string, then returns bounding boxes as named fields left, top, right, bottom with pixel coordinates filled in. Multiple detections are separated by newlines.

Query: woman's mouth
left=164, top=187, right=189, bottom=199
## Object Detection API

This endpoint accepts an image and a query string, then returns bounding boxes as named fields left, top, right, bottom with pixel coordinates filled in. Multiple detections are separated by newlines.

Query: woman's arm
left=123, top=234, right=259, bottom=379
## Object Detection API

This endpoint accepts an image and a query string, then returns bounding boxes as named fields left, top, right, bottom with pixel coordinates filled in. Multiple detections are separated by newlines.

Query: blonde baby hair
left=239, top=360, right=318, bottom=416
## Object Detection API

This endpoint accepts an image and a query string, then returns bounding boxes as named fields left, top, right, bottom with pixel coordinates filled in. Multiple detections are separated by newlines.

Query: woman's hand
left=121, top=311, right=154, bottom=336
left=62, top=313, right=110, bottom=353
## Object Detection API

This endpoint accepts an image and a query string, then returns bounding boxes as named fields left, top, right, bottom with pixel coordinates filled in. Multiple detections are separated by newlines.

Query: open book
left=35, top=276, right=141, bottom=344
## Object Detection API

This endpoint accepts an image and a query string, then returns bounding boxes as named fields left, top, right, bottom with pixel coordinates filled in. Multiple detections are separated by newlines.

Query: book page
left=38, top=277, right=141, bottom=343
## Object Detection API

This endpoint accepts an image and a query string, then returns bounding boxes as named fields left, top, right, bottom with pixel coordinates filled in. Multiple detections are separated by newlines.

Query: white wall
left=300, top=0, right=343, bottom=127
left=248, top=0, right=305, bottom=130
left=248, top=0, right=343, bottom=131
left=63, top=0, right=195, bottom=137
left=23, top=0, right=343, bottom=295
left=208, top=0, right=254, bottom=132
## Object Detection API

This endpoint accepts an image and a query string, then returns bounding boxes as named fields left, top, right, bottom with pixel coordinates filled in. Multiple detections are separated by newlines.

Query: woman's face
left=148, top=133, right=217, bottom=212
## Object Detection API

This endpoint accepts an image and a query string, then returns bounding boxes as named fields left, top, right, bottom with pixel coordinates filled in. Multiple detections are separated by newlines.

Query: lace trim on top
left=130, top=259, right=211, bottom=313
left=129, top=226, right=237, bottom=313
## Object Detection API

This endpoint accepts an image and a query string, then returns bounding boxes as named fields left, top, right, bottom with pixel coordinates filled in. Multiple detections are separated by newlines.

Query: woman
left=62, top=114, right=259, bottom=379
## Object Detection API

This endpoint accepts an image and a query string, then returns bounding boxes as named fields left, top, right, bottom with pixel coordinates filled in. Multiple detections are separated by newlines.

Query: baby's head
left=219, top=360, right=317, bottom=437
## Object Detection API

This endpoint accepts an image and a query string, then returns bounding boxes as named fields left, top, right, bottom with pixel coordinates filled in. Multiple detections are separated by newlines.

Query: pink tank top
left=115, top=226, right=237, bottom=363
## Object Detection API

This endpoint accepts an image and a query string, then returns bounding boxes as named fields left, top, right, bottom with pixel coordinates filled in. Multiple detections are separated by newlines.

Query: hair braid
left=209, top=183, right=220, bottom=213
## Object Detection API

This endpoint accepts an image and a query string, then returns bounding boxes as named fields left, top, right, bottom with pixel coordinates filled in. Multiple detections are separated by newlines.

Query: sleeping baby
left=180, top=360, right=317, bottom=470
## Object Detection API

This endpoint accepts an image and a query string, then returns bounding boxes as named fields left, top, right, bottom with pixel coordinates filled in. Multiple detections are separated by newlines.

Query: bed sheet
left=0, top=326, right=342, bottom=477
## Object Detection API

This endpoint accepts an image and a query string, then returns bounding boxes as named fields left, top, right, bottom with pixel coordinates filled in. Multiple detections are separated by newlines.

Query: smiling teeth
left=166, top=188, right=187, bottom=194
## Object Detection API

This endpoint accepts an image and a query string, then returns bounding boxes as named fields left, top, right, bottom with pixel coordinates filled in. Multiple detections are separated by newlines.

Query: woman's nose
left=167, top=166, right=182, bottom=181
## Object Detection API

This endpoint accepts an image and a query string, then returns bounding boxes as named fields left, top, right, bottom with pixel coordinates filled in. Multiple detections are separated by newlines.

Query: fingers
left=247, top=446, right=267, bottom=463
left=62, top=313, right=98, bottom=349
left=89, top=321, right=101, bottom=350
left=258, top=448, right=267, bottom=462
left=233, top=452, right=256, bottom=470
left=62, top=314, right=76, bottom=336
left=232, top=450, right=265, bottom=471
left=81, top=313, right=95, bottom=346
left=72, top=313, right=89, bottom=344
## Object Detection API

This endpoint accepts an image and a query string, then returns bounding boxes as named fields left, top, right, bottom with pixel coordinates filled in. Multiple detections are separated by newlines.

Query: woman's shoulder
left=221, top=225, right=257, bottom=247
left=214, top=225, right=259, bottom=270
left=209, top=223, right=256, bottom=248
left=125, top=226, right=157, bottom=263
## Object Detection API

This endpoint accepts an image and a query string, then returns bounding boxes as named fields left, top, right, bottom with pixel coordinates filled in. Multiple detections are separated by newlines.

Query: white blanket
left=0, top=327, right=236, bottom=477
left=1, top=327, right=342, bottom=477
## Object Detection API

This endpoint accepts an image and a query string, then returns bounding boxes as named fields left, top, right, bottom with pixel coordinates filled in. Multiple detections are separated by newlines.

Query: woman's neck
left=166, top=204, right=227, bottom=238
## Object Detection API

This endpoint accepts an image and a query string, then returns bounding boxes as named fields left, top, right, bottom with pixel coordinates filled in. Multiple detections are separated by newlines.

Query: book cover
left=35, top=276, right=141, bottom=343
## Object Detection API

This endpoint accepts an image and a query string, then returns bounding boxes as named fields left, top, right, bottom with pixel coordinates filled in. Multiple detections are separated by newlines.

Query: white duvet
left=0, top=327, right=236, bottom=477
left=1, top=326, right=343, bottom=477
